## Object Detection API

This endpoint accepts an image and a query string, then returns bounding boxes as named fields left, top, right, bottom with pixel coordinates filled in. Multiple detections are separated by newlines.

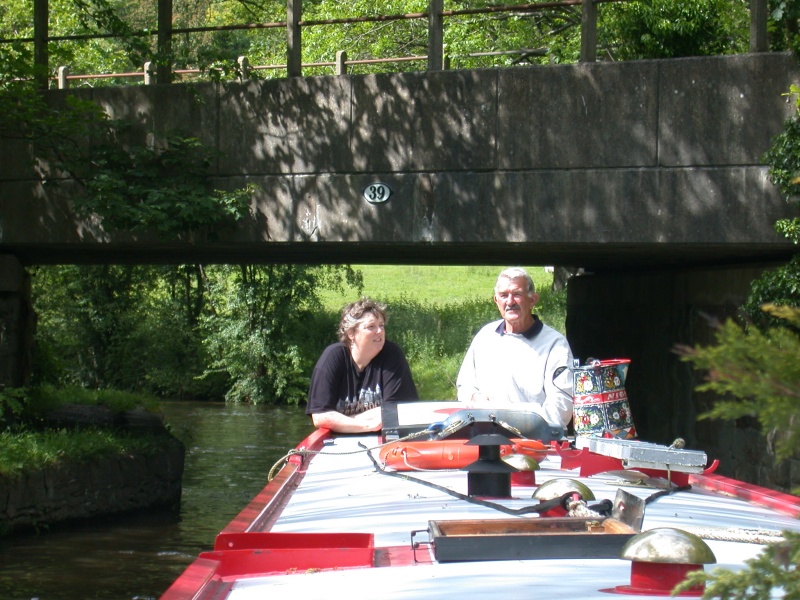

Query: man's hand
left=465, top=392, right=491, bottom=407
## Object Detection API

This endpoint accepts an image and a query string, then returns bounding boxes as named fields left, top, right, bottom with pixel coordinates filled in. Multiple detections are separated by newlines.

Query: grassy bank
left=0, top=386, right=165, bottom=478
left=320, top=266, right=565, bottom=399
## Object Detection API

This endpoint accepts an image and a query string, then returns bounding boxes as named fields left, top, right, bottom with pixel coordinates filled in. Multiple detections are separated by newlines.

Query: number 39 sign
left=363, top=183, right=392, bottom=204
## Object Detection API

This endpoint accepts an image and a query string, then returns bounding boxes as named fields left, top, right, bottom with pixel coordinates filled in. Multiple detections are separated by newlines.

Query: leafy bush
left=600, top=0, right=749, bottom=59
left=676, top=305, right=800, bottom=597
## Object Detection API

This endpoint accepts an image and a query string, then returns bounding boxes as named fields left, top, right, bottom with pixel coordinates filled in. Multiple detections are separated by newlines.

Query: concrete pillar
left=0, top=256, right=34, bottom=388
left=57, top=66, right=69, bottom=89
left=335, top=50, right=347, bottom=75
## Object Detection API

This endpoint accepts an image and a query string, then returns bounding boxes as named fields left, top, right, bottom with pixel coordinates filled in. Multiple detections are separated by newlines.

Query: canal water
left=0, top=401, right=315, bottom=600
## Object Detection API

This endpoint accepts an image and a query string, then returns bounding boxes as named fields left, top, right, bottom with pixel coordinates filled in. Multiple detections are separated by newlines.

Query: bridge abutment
left=566, top=264, right=798, bottom=490
left=0, top=256, right=34, bottom=389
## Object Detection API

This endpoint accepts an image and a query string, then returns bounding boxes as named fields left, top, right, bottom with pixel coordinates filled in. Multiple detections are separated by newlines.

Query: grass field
left=319, top=265, right=564, bottom=400
left=319, top=265, right=555, bottom=306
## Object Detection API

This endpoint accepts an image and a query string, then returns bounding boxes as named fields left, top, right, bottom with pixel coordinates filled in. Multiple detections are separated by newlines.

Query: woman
left=305, top=298, right=418, bottom=433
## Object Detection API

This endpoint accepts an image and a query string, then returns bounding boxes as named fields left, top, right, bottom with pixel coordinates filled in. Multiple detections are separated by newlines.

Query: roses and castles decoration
left=571, top=358, right=637, bottom=440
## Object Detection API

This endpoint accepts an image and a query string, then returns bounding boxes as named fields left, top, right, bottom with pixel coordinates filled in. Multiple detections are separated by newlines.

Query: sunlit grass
left=0, top=429, right=159, bottom=478
left=319, top=265, right=555, bottom=307
left=0, top=386, right=164, bottom=479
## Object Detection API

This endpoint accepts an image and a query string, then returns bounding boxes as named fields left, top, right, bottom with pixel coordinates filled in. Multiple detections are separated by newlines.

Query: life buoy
left=378, top=439, right=549, bottom=471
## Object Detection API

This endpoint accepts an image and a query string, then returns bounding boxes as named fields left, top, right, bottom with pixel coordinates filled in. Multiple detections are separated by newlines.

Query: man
left=456, top=267, right=574, bottom=429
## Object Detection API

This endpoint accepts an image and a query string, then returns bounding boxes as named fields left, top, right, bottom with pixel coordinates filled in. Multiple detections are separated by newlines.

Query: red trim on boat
left=159, top=556, right=234, bottom=600
left=160, top=429, right=334, bottom=599
left=200, top=532, right=375, bottom=579
left=221, top=428, right=331, bottom=534
left=689, top=471, right=800, bottom=518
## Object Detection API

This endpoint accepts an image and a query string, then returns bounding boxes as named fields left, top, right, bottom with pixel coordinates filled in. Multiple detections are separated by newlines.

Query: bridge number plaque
left=363, top=183, right=392, bottom=204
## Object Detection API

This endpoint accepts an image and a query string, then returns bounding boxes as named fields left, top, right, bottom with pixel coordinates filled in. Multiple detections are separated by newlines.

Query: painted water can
left=571, top=358, right=637, bottom=439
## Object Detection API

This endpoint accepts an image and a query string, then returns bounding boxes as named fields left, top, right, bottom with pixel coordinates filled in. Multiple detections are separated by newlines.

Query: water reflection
left=0, top=401, right=314, bottom=600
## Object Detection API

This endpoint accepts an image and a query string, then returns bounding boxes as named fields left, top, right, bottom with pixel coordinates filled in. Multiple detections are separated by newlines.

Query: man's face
left=494, top=276, right=537, bottom=329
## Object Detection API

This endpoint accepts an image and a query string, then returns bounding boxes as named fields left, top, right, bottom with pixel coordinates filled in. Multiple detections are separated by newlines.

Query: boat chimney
left=463, top=432, right=517, bottom=498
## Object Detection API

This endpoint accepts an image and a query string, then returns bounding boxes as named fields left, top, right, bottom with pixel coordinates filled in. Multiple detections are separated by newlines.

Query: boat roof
left=161, top=402, right=800, bottom=600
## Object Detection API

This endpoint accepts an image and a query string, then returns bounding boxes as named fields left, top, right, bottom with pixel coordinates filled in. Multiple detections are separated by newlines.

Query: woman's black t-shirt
left=305, top=341, right=419, bottom=417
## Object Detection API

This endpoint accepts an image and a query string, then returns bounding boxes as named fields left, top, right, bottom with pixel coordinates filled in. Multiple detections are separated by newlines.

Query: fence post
left=57, top=66, right=69, bottom=89
left=237, top=56, right=250, bottom=81
left=33, top=0, right=49, bottom=89
left=750, top=0, right=767, bottom=52
left=157, top=0, right=173, bottom=83
left=336, top=50, right=348, bottom=75
left=428, top=0, right=444, bottom=71
left=144, top=62, right=155, bottom=85
left=287, top=0, right=302, bottom=77
left=580, top=0, right=597, bottom=63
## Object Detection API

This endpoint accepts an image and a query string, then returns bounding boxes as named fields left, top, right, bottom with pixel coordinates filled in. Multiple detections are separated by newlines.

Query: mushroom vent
left=609, top=528, right=716, bottom=596
left=502, top=453, right=540, bottom=486
left=532, top=478, right=595, bottom=517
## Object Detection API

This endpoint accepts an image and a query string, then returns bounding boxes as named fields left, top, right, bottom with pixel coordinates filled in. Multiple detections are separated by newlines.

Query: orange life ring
left=378, top=438, right=549, bottom=471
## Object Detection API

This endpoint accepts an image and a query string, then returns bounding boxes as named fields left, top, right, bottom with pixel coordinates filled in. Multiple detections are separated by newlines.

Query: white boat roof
left=163, top=402, right=800, bottom=600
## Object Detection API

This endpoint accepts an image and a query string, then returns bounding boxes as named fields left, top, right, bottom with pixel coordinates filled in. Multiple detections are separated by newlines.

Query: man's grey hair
left=338, top=297, right=388, bottom=345
left=495, top=267, right=535, bottom=296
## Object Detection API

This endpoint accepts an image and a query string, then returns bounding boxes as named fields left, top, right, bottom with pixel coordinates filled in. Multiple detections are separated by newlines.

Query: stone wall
left=0, top=432, right=184, bottom=534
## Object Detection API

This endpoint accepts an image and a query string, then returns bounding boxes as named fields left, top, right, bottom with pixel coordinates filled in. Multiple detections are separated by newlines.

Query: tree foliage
left=741, top=86, right=800, bottom=328
left=0, top=0, right=773, bottom=83
left=66, top=132, right=255, bottom=239
left=678, top=304, right=800, bottom=462
left=201, top=264, right=362, bottom=404
left=675, top=529, right=800, bottom=599
left=31, top=263, right=364, bottom=404
left=768, top=0, right=800, bottom=54
left=600, top=0, right=749, bottom=60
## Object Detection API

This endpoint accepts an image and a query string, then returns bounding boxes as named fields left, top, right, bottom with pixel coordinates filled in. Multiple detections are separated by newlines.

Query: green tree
left=676, top=305, right=800, bottom=598
left=65, top=132, right=255, bottom=241
left=600, top=0, right=749, bottom=60
left=31, top=265, right=157, bottom=389
left=768, top=0, right=800, bottom=53
left=742, top=85, right=800, bottom=328
left=201, top=264, right=362, bottom=404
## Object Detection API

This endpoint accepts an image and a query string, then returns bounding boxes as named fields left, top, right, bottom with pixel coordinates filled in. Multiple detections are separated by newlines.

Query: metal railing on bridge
left=2, top=0, right=770, bottom=89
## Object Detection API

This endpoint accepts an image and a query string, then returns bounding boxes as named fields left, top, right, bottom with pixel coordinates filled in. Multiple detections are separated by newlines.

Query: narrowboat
left=161, top=400, right=800, bottom=600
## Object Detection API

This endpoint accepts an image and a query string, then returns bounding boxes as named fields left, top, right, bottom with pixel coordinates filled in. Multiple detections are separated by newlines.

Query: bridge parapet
left=0, top=52, right=797, bottom=268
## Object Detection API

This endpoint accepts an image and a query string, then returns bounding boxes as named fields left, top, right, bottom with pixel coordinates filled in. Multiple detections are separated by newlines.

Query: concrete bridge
left=1, top=52, right=799, bottom=489
left=1, top=52, right=797, bottom=268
